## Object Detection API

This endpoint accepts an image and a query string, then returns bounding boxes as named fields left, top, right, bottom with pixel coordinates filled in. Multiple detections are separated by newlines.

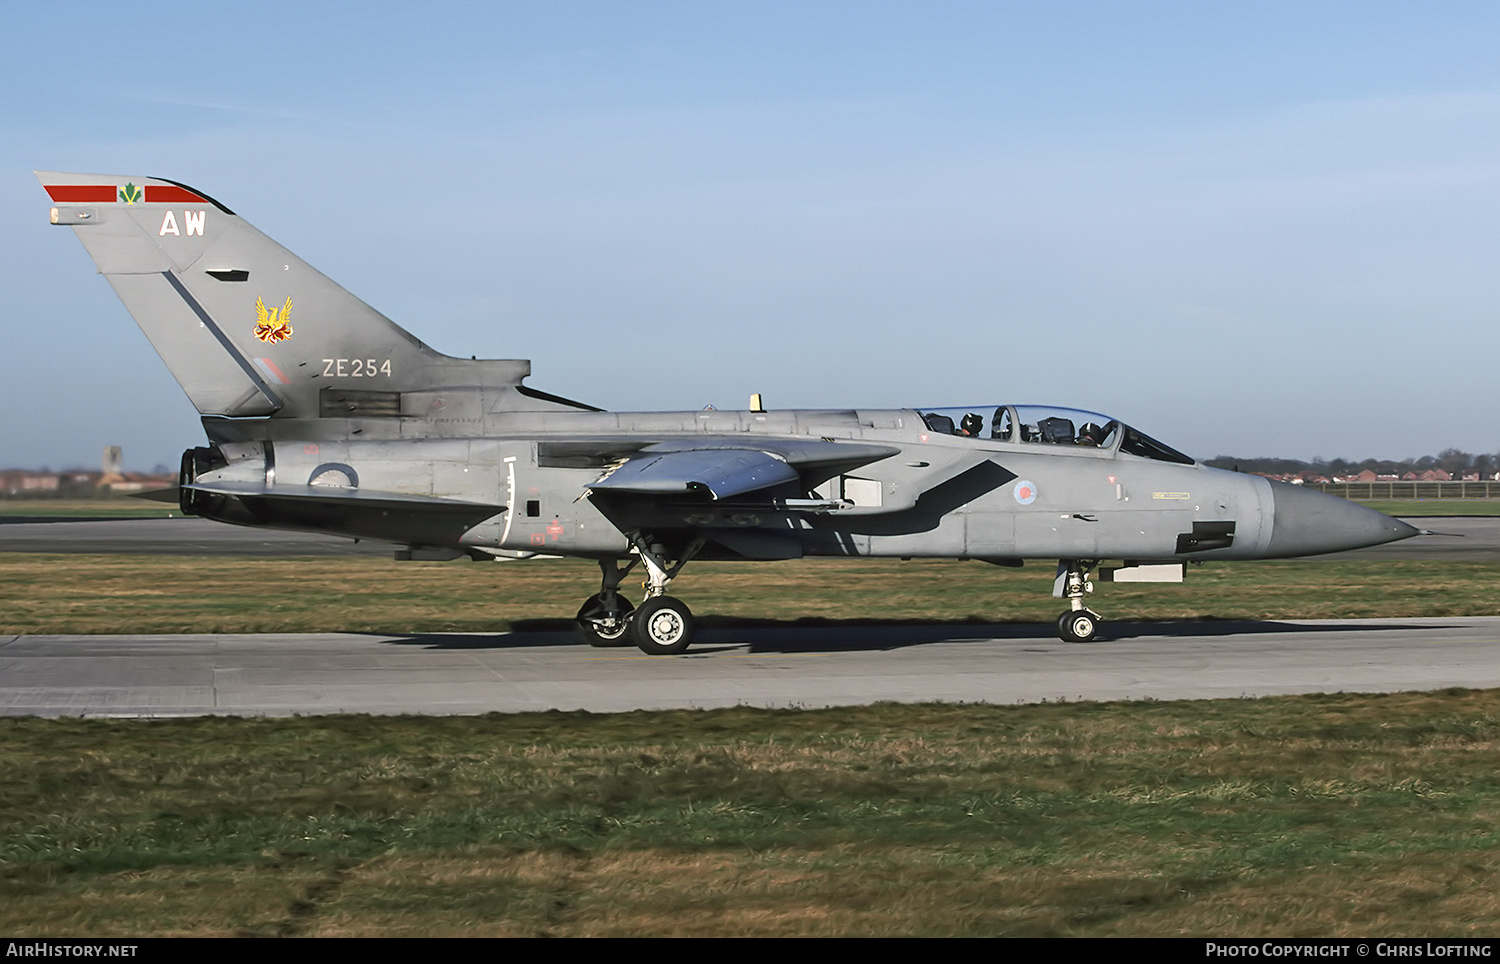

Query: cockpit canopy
left=915, top=405, right=1195, bottom=465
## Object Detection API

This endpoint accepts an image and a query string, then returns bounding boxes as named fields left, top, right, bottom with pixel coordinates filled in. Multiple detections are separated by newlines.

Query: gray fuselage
left=191, top=404, right=1403, bottom=564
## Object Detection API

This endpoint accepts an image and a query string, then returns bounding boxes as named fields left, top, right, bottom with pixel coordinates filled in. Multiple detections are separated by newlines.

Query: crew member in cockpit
left=960, top=413, right=983, bottom=437
left=1077, top=422, right=1106, bottom=446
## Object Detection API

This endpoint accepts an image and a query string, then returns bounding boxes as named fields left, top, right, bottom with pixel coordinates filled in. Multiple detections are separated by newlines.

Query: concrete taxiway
left=0, top=516, right=385, bottom=556
left=3, top=617, right=1497, bottom=717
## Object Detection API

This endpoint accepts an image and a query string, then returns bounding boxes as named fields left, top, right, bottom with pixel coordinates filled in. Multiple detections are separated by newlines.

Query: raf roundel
left=1014, top=480, right=1038, bottom=505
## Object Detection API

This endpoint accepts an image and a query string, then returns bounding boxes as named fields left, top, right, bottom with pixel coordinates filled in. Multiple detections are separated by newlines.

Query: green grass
left=4, top=693, right=1500, bottom=936
left=0, top=554, right=1495, bottom=635
left=1354, top=499, right=1500, bottom=517
left=0, top=498, right=176, bottom=519
left=4, top=551, right=1498, bottom=935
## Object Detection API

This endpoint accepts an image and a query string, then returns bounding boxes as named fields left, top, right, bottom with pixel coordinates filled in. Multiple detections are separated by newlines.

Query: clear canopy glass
left=913, top=405, right=1194, bottom=465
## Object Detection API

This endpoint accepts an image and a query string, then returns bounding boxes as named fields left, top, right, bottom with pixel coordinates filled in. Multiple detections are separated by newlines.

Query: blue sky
left=3, top=0, right=1498, bottom=469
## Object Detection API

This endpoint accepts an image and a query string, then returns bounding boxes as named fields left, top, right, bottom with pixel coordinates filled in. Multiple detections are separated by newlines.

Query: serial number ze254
left=322, top=358, right=392, bottom=377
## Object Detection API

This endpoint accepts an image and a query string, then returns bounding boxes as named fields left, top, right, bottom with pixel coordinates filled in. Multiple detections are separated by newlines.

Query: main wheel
left=577, top=592, right=635, bottom=647
left=633, top=596, right=695, bottom=655
left=1057, top=610, right=1099, bottom=643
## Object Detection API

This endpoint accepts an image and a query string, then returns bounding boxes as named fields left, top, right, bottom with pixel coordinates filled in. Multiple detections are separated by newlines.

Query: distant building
left=0, top=471, right=60, bottom=495
left=95, top=445, right=174, bottom=494
left=2, top=446, right=173, bottom=499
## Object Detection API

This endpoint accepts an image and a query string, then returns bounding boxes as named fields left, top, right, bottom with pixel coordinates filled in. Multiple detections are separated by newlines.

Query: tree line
left=1203, top=449, right=1499, bottom=479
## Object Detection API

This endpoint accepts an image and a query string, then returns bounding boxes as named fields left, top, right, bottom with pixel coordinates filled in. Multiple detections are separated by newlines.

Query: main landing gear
left=575, top=560, right=636, bottom=647
left=632, top=596, right=696, bottom=656
left=1054, top=559, right=1102, bottom=643
left=576, top=536, right=704, bottom=655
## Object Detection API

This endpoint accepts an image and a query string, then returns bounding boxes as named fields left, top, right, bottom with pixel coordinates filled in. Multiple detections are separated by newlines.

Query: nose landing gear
left=1057, top=608, right=1100, bottom=643
left=1054, top=559, right=1102, bottom=642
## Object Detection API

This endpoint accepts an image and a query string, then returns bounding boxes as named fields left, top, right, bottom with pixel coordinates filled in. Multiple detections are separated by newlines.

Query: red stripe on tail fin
left=45, top=185, right=116, bottom=202
left=145, top=185, right=207, bottom=203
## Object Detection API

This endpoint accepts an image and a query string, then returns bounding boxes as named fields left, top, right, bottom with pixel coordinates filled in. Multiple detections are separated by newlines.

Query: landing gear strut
left=576, top=558, right=637, bottom=647
left=577, top=536, right=704, bottom=655
left=627, top=534, right=703, bottom=655
left=1054, top=559, right=1102, bottom=643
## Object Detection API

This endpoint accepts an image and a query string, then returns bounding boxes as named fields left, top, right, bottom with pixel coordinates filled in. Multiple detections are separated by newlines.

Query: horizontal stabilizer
left=185, top=481, right=503, bottom=515
left=589, top=449, right=800, bottom=500
left=181, top=481, right=503, bottom=546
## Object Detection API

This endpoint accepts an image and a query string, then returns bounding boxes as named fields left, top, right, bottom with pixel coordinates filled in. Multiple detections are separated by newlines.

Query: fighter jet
left=37, top=171, right=1419, bottom=653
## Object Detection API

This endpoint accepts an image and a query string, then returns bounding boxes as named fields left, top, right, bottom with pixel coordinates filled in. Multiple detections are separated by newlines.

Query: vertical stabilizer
left=38, top=172, right=528, bottom=419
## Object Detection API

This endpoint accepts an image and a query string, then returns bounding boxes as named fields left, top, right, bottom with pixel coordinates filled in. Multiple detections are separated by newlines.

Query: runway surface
left=4, top=617, right=1497, bottom=717
left=0, top=516, right=386, bottom=556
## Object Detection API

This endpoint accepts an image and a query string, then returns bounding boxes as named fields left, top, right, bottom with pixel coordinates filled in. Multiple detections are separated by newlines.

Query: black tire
left=1057, top=610, right=1099, bottom=643
left=577, top=592, right=635, bottom=647
left=633, top=596, right=694, bottom=655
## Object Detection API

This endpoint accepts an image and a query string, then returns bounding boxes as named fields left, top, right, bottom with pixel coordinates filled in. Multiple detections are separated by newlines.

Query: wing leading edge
left=584, top=440, right=899, bottom=501
left=588, top=449, right=798, bottom=500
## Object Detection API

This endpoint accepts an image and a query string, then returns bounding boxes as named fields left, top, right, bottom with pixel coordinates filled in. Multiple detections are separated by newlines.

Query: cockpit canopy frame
left=914, top=404, right=1194, bottom=465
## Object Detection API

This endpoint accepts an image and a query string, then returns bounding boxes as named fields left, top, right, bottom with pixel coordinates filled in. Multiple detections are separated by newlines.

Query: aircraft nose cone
left=1264, top=482, right=1420, bottom=557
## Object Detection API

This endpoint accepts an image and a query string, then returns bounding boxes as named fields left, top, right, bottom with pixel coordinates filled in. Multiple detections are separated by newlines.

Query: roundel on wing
left=1013, top=480, right=1038, bottom=505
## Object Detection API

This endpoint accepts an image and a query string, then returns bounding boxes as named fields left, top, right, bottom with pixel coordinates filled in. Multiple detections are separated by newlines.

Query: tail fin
left=38, top=171, right=529, bottom=418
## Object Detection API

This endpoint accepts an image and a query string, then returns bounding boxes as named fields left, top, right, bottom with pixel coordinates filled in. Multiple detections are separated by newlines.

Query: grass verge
left=0, top=555, right=1495, bottom=635
left=1354, top=500, right=1500, bottom=517
left=0, top=499, right=176, bottom=519
left=3, top=693, right=1499, bottom=936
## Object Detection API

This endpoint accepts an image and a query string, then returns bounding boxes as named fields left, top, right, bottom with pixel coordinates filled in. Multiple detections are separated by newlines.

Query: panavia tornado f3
left=38, top=171, right=1420, bottom=653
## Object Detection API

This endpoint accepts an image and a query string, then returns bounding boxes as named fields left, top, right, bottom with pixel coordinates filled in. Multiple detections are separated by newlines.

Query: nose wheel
left=1054, top=559, right=1102, bottom=642
left=1057, top=609, right=1101, bottom=643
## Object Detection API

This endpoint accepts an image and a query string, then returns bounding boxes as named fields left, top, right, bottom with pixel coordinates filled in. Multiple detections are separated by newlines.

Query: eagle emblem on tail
left=253, top=296, right=293, bottom=343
